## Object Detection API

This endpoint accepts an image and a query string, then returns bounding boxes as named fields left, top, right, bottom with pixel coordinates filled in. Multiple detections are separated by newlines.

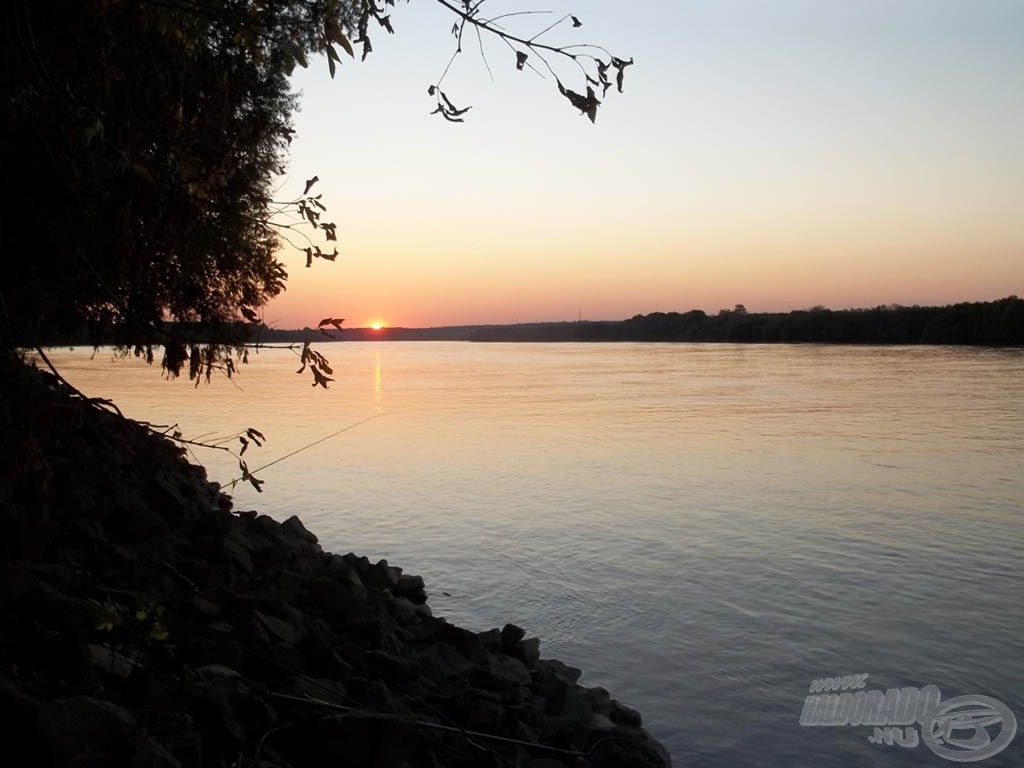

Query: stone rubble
left=0, top=364, right=671, bottom=767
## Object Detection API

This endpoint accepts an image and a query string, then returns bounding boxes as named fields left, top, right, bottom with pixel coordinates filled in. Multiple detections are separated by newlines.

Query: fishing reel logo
left=799, top=674, right=1017, bottom=762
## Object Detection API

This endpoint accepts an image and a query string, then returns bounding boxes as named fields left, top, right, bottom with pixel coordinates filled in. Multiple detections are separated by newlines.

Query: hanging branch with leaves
left=425, top=1, right=633, bottom=124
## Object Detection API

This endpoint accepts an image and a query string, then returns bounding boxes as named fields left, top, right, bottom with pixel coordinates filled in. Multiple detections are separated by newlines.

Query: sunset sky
left=265, top=0, right=1023, bottom=330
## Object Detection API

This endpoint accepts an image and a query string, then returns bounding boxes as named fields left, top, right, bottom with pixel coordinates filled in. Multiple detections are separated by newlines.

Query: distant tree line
left=468, top=297, right=1024, bottom=345
left=39, top=296, right=1024, bottom=347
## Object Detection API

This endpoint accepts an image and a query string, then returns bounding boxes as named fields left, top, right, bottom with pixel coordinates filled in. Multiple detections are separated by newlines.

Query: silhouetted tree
left=1, top=0, right=631, bottom=382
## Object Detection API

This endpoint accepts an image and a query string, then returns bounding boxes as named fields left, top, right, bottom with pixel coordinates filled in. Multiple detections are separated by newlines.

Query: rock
left=107, top=484, right=170, bottom=543
left=281, top=515, right=318, bottom=544
left=395, top=572, right=425, bottom=597
left=501, top=622, right=526, bottom=649
left=220, top=537, right=254, bottom=576
left=39, top=695, right=137, bottom=764
left=185, top=594, right=222, bottom=620
left=254, top=608, right=308, bottom=645
left=0, top=362, right=672, bottom=768
left=145, top=473, right=191, bottom=527
left=365, top=649, right=421, bottom=683
left=307, top=575, right=369, bottom=628
left=418, top=642, right=477, bottom=682
left=131, top=737, right=184, bottom=768
left=610, top=698, right=643, bottom=727
left=587, top=728, right=672, bottom=768
left=187, top=682, right=248, bottom=749
left=478, top=627, right=503, bottom=651
left=437, top=621, right=488, bottom=664
left=534, top=658, right=583, bottom=685
left=363, top=678, right=406, bottom=714
left=388, top=595, right=421, bottom=624
left=364, top=558, right=401, bottom=591
left=483, top=652, right=532, bottom=690
left=514, top=636, right=541, bottom=665
left=90, top=643, right=145, bottom=679
left=194, top=664, right=244, bottom=681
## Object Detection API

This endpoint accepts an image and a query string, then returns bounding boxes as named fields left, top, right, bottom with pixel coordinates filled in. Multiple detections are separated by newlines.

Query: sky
left=264, top=0, right=1023, bottom=330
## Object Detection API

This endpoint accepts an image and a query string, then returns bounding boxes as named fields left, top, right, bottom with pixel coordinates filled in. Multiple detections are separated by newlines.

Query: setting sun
left=370, top=321, right=384, bottom=330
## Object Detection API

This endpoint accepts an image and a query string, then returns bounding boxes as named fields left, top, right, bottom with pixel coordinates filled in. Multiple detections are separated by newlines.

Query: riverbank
left=0, top=358, right=670, bottom=767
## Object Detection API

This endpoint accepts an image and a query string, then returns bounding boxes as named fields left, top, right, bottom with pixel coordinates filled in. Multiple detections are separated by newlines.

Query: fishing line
left=228, top=412, right=388, bottom=486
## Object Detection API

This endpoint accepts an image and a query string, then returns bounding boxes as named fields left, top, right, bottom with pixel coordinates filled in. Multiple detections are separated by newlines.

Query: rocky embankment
left=0, top=361, right=670, bottom=767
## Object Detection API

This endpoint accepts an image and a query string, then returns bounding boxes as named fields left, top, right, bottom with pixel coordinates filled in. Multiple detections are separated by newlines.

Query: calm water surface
left=50, top=343, right=1024, bottom=767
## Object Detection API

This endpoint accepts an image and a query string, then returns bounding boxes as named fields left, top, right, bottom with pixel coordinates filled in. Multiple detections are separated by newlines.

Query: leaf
left=328, top=54, right=336, bottom=79
left=556, top=80, right=601, bottom=124
left=83, top=117, right=104, bottom=147
left=247, top=427, right=265, bottom=444
left=132, top=164, right=156, bottom=185
left=321, top=222, right=337, bottom=241
left=439, top=90, right=458, bottom=112
left=304, top=247, right=313, bottom=268
left=311, top=366, right=334, bottom=389
left=516, top=51, right=528, bottom=71
left=240, top=306, right=259, bottom=323
left=571, top=15, right=582, bottom=28
left=303, top=175, right=319, bottom=195
left=318, top=317, right=345, bottom=331
left=337, top=32, right=354, bottom=58
left=612, top=57, right=634, bottom=94
left=239, top=436, right=249, bottom=456
left=239, top=460, right=264, bottom=492
left=433, top=107, right=464, bottom=123
left=432, top=91, right=473, bottom=121
left=428, top=84, right=436, bottom=96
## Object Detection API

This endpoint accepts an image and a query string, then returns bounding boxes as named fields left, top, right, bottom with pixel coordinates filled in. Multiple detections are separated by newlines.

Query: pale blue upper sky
left=268, top=0, right=1023, bottom=328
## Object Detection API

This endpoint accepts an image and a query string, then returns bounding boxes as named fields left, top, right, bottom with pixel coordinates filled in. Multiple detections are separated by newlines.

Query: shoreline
left=0, top=362, right=670, bottom=767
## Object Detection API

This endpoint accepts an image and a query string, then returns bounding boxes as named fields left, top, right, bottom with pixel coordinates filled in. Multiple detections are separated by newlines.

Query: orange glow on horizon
left=369, top=320, right=385, bottom=330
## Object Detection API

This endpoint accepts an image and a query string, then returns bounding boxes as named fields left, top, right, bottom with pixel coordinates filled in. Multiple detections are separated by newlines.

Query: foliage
left=465, top=297, right=1024, bottom=345
left=1, top=0, right=630, bottom=385
left=4, top=0, right=314, bottom=369
left=93, top=598, right=170, bottom=644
